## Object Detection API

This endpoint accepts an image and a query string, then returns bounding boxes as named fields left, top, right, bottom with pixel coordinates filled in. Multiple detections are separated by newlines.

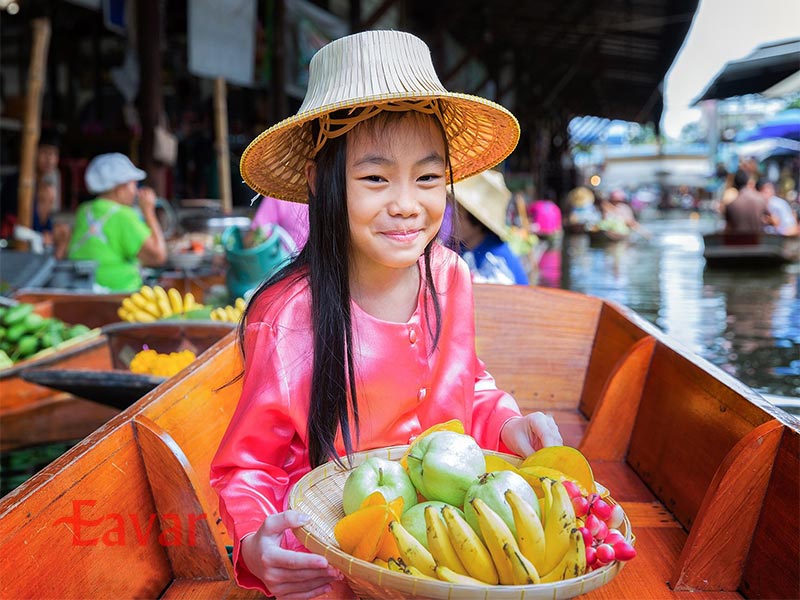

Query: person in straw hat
left=453, top=169, right=529, bottom=285
left=211, top=30, right=562, bottom=598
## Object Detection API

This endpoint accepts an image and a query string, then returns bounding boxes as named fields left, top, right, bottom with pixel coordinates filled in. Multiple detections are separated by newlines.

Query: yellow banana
left=540, top=528, right=586, bottom=583
left=183, top=292, right=198, bottom=312
left=425, top=505, right=468, bottom=576
left=139, top=285, right=157, bottom=302
left=405, top=565, right=438, bottom=580
left=469, top=498, right=517, bottom=585
left=502, top=542, right=541, bottom=585
left=167, top=288, right=184, bottom=314
left=505, top=489, right=546, bottom=572
left=372, top=558, right=389, bottom=569
left=129, top=293, right=160, bottom=318
left=117, top=307, right=132, bottom=322
left=153, top=286, right=172, bottom=317
left=441, top=505, right=498, bottom=584
left=389, top=520, right=437, bottom=578
left=131, top=308, right=156, bottom=323
left=540, top=477, right=554, bottom=528
left=225, top=305, right=240, bottom=322
left=434, top=565, right=489, bottom=586
left=234, top=297, right=246, bottom=311
left=541, top=479, right=576, bottom=574
left=387, top=557, right=407, bottom=573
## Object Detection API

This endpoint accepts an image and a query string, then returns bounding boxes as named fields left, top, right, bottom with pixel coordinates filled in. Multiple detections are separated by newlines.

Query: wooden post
left=17, top=18, right=51, bottom=230
left=213, top=77, right=232, bottom=214
left=137, top=0, right=164, bottom=194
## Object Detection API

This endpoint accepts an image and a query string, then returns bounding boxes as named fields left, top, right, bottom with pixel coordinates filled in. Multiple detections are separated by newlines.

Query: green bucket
left=221, top=226, right=291, bottom=299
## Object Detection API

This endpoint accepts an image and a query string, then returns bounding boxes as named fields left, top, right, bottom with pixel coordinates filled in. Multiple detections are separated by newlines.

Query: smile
left=381, top=229, right=422, bottom=243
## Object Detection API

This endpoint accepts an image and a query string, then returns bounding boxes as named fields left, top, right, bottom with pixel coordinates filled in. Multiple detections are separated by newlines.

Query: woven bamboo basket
left=288, top=445, right=633, bottom=600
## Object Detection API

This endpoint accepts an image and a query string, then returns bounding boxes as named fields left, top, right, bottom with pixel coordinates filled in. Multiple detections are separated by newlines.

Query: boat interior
left=1, top=284, right=797, bottom=599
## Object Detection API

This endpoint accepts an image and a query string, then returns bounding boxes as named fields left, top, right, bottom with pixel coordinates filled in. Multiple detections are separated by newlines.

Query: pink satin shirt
left=210, top=243, right=523, bottom=593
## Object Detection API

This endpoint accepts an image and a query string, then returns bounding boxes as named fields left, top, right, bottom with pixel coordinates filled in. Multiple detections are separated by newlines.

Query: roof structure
left=694, top=38, right=800, bottom=103
left=412, top=0, right=700, bottom=127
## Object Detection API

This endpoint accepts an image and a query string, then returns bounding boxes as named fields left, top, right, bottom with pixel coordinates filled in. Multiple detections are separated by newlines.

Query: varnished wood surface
left=15, top=289, right=127, bottom=329
left=473, top=285, right=602, bottom=412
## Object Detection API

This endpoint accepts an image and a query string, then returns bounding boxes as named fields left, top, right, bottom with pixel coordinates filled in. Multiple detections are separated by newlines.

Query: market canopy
left=694, top=38, right=800, bottom=103
left=415, top=0, right=700, bottom=127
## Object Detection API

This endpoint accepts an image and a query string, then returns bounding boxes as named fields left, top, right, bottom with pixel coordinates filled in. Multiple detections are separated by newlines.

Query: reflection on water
left=536, top=213, right=799, bottom=405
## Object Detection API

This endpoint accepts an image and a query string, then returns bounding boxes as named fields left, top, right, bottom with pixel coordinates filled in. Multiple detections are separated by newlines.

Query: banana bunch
left=381, top=480, right=586, bottom=586
left=210, top=298, right=246, bottom=323
left=118, top=286, right=203, bottom=323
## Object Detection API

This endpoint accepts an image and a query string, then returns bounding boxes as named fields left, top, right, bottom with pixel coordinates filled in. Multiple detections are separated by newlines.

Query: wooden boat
left=1, top=283, right=797, bottom=599
left=703, top=232, right=800, bottom=267
left=0, top=321, right=233, bottom=452
left=588, top=227, right=630, bottom=247
left=12, top=289, right=128, bottom=330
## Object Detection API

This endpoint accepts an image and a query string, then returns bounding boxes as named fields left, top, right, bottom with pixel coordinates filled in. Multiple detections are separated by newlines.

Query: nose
left=387, top=183, right=420, bottom=217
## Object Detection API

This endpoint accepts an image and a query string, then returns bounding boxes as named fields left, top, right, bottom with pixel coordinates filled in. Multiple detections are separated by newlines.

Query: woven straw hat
left=240, top=30, right=520, bottom=203
left=452, top=169, right=512, bottom=240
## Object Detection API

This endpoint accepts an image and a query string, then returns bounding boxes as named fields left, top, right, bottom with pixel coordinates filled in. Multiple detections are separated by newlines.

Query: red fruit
left=572, top=496, right=590, bottom=517
left=592, top=498, right=613, bottom=521
left=561, top=480, right=582, bottom=498
left=578, top=526, right=593, bottom=548
left=586, top=493, right=600, bottom=506
left=604, top=529, right=625, bottom=547
left=585, top=513, right=602, bottom=537
left=595, top=543, right=615, bottom=564
left=613, top=541, right=637, bottom=561
left=608, top=504, right=625, bottom=529
left=585, top=545, right=597, bottom=566
left=595, top=520, right=609, bottom=542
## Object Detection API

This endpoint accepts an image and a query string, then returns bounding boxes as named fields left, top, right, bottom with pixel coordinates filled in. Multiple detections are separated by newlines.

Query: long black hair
left=238, top=109, right=454, bottom=468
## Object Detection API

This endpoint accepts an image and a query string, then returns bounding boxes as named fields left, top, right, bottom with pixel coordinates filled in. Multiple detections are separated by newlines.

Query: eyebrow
left=352, top=152, right=445, bottom=168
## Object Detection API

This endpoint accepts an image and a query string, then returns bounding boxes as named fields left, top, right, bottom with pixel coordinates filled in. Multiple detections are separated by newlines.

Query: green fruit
left=66, top=324, right=91, bottom=338
left=400, top=501, right=463, bottom=549
left=3, top=303, right=34, bottom=327
left=16, top=335, right=40, bottom=358
left=22, top=313, right=46, bottom=332
left=341, top=457, right=418, bottom=516
left=463, top=471, right=539, bottom=538
left=406, top=431, right=486, bottom=507
left=0, top=349, right=12, bottom=368
left=5, top=323, right=27, bottom=343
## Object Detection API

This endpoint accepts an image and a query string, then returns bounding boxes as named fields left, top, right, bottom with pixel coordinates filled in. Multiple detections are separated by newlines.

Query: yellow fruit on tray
left=520, top=446, right=597, bottom=495
left=117, top=286, right=206, bottom=322
left=129, top=348, right=196, bottom=377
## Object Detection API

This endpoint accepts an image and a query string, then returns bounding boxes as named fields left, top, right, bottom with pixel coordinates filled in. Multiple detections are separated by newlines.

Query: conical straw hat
left=452, top=169, right=512, bottom=240
left=240, top=30, right=520, bottom=203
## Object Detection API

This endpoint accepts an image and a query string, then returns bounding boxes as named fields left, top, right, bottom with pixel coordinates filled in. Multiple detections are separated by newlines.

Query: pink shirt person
left=252, top=196, right=309, bottom=249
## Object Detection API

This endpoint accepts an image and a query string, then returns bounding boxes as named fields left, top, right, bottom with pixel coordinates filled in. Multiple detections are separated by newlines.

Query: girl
left=211, top=30, right=562, bottom=599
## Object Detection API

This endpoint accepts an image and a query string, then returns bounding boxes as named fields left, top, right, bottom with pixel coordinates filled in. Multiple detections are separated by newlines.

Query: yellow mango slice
left=484, top=454, right=520, bottom=473
left=520, top=446, right=596, bottom=494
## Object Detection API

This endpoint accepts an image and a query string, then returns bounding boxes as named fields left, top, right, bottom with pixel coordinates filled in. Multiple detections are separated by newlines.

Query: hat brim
left=240, top=92, right=520, bottom=204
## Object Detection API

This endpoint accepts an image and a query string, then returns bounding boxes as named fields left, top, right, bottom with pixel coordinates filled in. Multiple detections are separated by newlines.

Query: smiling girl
left=211, top=30, right=562, bottom=599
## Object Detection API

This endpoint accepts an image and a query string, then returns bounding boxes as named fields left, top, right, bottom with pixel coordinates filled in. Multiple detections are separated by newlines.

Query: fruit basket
left=288, top=445, right=633, bottom=600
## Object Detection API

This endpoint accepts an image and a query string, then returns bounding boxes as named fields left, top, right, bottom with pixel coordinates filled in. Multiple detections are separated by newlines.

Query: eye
left=361, top=175, right=386, bottom=183
left=418, top=173, right=443, bottom=183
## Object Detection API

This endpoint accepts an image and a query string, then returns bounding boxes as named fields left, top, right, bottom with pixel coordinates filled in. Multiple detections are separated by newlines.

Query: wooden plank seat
left=1, top=284, right=797, bottom=599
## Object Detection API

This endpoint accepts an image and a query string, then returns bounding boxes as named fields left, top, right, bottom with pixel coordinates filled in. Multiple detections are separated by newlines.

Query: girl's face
left=345, top=114, right=446, bottom=278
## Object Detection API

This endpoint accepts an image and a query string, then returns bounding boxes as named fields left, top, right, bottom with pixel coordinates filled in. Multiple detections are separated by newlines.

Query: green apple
left=463, top=470, right=539, bottom=537
left=400, top=501, right=464, bottom=548
left=406, top=431, right=485, bottom=507
left=341, top=457, right=418, bottom=515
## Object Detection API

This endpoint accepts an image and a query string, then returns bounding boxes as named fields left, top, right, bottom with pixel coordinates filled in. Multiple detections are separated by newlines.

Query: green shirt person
left=67, top=153, right=167, bottom=291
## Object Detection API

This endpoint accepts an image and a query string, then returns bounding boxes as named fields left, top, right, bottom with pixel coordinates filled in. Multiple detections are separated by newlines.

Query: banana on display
left=502, top=542, right=541, bottom=585
left=388, top=520, right=438, bottom=578
left=441, top=505, right=499, bottom=584
left=210, top=297, right=247, bottom=323
left=469, top=498, right=517, bottom=585
left=539, top=528, right=586, bottom=583
left=434, top=565, right=489, bottom=586
left=117, top=286, right=207, bottom=323
left=424, top=505, right=469, bottom=576
left=505, top=488, right=546, bottom=573
left=540, top=479, right=577, bottom=575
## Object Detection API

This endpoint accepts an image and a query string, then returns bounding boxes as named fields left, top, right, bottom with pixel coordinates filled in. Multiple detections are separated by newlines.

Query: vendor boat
left=703, top=232, right=800, bottom=267
left=0, top=283, right=797, bottom=600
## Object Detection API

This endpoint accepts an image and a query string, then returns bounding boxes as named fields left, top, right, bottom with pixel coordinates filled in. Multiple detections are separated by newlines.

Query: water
left=534, top=212, right=800, bottom=410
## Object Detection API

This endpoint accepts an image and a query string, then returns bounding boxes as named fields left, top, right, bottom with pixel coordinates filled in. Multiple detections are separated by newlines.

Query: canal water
left=533, top=211, right=799, bottom=405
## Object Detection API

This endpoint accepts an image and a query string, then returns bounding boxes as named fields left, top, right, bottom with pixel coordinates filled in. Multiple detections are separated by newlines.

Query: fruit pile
left=0, top=303, right=92, bottom=366
left=129, top=348, right=197, bottom=377
left=117, top=286, right=205, bottom=323
left=209, top=298, right=246, bottom=323
left=332, top=421, right=635, bottom=587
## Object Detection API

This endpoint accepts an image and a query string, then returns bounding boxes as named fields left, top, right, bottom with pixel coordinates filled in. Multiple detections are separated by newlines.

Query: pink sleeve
left=469, top=355, right=522, bottom=454
left=209, top=321, right=297, bottom=594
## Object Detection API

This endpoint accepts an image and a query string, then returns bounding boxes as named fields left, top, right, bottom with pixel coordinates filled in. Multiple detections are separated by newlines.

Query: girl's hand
left=501, top=412, right=563, bottom=457
left=241, top=510, right=341, bottom=599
